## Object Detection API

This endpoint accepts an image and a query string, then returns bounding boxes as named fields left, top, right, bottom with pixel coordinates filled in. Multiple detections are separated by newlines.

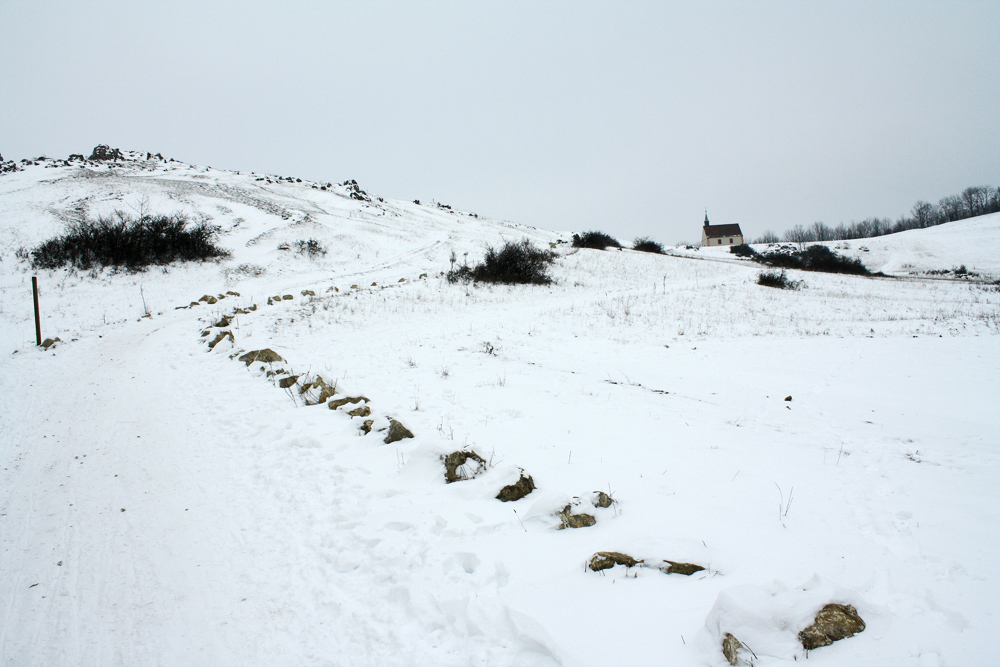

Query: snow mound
left=700, top=576, right=870, bottom=663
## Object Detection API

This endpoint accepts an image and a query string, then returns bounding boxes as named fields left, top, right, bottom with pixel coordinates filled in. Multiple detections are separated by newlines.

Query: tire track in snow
left=0, top=315, right=296, bottom=665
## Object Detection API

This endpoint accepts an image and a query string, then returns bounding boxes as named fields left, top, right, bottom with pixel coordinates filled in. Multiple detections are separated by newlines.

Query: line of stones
left=190, top=289, right=414, bottom=444
left=189, top=290, right=705, bottom=560
left=184, top=288, right=864, bottom=661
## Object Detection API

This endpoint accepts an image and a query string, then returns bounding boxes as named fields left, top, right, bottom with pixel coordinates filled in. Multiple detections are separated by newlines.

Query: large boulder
left=722, top=633, right=742, bottom=665
left=239, top=349, right=283, bottom=366
left=328, top=396, right=368, bottom=410
left=798, top=603, right=865, bottom=650
left=384, top=419, right=414, bottom=444
left=660, top=560, right=705, bottom=576
left=497, top=473, right=535, bottom=502
left=588, top=551, right=640, bottom=571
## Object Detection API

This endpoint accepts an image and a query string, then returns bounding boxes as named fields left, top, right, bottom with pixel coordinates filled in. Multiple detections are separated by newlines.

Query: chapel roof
left=704, top=223, right=744, bottom=238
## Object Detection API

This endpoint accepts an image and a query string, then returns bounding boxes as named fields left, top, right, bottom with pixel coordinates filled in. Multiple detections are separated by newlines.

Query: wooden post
left=32, top=276, right=41, bottom=346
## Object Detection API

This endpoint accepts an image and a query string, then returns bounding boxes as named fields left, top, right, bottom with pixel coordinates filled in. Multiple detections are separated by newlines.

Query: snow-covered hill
left=671, top=212, right=1000, bottom=280
left=830, top=212, right=1000, bottom=277
left=1, top=151, right=998, bottom=666
left=0, top=151, right=560, bottom=342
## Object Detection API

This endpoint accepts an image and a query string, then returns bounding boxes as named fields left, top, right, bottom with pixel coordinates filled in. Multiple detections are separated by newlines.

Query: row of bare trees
left=753, top=184, right=1000, bottom=244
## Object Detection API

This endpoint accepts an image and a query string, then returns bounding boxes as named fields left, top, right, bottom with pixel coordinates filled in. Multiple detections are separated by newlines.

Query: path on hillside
left=0, top=313, right=284, bottom=664
left=0, top=305, right=559, bottom=666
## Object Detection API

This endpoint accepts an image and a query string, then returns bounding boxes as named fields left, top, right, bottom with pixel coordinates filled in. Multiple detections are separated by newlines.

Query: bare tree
left=852, top=218, right=873, bottom=238
left=784, top=224, right=813, bottom=248
left=939, top=195, right=965, bottom=222
left=962, top=186, right=990, bottom=218
left=810, top=221, right=833, bottom=242
left=125, top=193, right=152, bottom=222
left=910, top=200, right=936, bottom=228
left=754, top=230, right=780, bottom=244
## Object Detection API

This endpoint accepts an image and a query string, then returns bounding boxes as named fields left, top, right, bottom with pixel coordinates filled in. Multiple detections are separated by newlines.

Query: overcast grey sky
left=2, top=1, right=997, bottom=243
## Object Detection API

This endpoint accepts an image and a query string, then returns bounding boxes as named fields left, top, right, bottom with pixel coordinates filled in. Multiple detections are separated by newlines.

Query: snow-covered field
left=1, top=155, right=998, bottom=666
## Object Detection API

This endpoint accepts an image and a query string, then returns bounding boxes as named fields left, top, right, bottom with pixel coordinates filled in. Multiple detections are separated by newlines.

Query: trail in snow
left=0, top=306, right=560, bottom=665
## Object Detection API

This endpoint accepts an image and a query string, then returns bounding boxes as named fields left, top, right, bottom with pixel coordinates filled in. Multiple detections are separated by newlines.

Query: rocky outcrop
left=88, top=144, right=123, bottom=161
left=341, top=179, right=370, bottom=202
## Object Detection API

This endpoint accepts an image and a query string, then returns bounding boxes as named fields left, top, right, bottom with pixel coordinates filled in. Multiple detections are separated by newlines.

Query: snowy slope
left=1, top=154, right=998, bottom=666
left=830, top=213, right=1000, bottom=277
left=0, top=153, right=560, bottom=345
